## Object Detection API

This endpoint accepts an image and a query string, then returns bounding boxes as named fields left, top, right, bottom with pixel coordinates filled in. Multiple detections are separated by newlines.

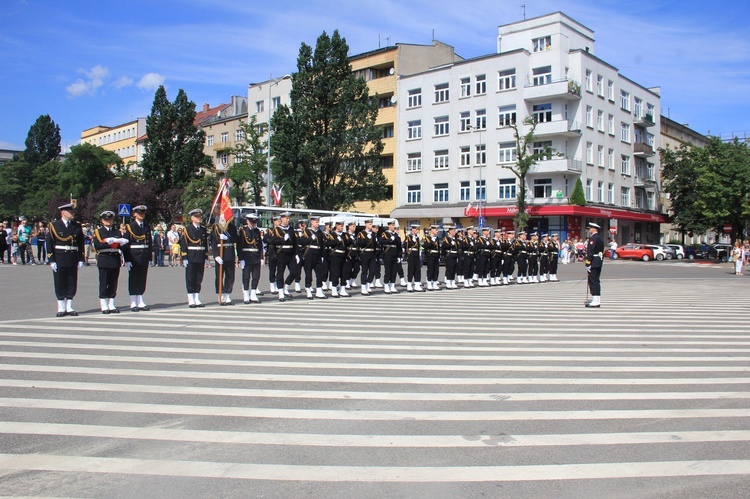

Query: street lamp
left=265, top=74, right=291, bottom=207
left=468, top=124, right=485, bottom=227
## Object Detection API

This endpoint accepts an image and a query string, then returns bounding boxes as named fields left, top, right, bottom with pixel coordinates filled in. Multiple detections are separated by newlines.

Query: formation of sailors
left=46, top=203, right=562, bottom=316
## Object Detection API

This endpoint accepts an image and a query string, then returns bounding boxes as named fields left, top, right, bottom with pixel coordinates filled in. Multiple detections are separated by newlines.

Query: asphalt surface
left=0, top=256, right=748, bottom=497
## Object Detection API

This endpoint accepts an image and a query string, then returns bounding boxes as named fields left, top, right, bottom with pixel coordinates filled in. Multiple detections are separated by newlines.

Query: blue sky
left=1, top=0, right=748, bottom=151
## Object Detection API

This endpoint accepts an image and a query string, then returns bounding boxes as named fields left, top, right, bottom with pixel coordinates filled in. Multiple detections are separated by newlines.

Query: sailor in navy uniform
left=180, top=208, right=209, bottom=307
left=328, top=219, right=351, bottom=297
left=379, top=220, right=400, bottom=294
left=356, top=219, right=378, bottom=295
left=548, top=233, right=561, bottom=282
left=48, top=202, right=85, bottom=317
left=122, top=205, right=153, bottom=311
left=211, top=217, right=238, bottom=305
left=238, top=213, right=264, bottom=303
left=441, top=226, right=460, bottom=289
left=266, top=211, right=299, bottom=301
left=585, top=222, right=605, bottom=308
left=93, top=210, right=128, bottom=314
left=404, top=223, right=424, bottom=292
left=422, top=225, right=441, bottom=290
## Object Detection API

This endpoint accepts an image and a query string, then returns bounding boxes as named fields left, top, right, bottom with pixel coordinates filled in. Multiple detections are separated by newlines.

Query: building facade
left=391, top=12, right=665, bottom=244
left=80, top=118, right=146, bottom=167
left=199, top=96, right=248, bottom=172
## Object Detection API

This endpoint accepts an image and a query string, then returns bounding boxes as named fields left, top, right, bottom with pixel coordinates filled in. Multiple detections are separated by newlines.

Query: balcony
left=213, top=142, right=233, bottom=152
left=633, top=142, right=654, bottom=157
left=634, top=176, right=656, bottom=188
left=523, top=78, right=581, bottom=102
left=533, top=119, right=582, bottom=138
left=633, top=112, right=656, bottom=127
left=531, top=156, right=583, bottom=174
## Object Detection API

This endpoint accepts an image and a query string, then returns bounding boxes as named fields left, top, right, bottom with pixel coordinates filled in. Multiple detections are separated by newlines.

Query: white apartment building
left=392, top=12, right=665, bottom=244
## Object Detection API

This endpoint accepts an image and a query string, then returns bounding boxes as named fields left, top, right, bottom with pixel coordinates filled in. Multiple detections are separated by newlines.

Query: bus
left=230, top=205, right=389, bottom=229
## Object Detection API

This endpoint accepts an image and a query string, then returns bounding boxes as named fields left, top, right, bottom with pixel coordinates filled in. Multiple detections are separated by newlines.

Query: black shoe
left=102, top=310, right=110, bottom=315
left=138, top=305, right=150, bottom=311
left=131, top=307, right=140, bottom=312
left=56, top=311, right=67, bottom=317
left=226, top=301, right=234, bottom=306
left=585, top=303, right=600, bottom=308
left=255, top=290, right=264, bottom=296
left=67, top=311, right=79, bottom=317
left=189, top=304, right=197, bottom=308
left=220, top=302, right=228, bottom=306
left=279, top=296, right=287, bottom=302
left=244, top=300, right=251, bottom=304
left=196, top=303, right=205, bottom=308
left=110, top=308, right=120, bottom=314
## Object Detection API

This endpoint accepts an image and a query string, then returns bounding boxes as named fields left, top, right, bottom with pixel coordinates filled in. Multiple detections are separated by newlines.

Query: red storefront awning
left=467, top=204, right=667, bottom=223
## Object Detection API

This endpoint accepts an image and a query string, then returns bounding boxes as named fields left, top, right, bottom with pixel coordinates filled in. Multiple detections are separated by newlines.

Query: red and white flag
left=464, top=202, right=478, bottom=217
left=209, top=178, right=233, bottom=230
left=271, top=184, right=283, bottom=207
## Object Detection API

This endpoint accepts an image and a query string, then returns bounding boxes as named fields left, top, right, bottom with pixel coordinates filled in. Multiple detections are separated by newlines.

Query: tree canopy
left=271, top=30, right=387, bottom=211
left=228, top=115, right=267, bottom=206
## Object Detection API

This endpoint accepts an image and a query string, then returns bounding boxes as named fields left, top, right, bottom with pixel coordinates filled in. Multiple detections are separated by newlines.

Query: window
left=634, top=97, right=643, bottom=118
left=498, top=105, right=516, bottom=127
left=460, top=77, right=471, bottom=98
left=475, top=109, right=487, bottom=130
left=647, top=191, right=655, bottom=210
left=434, top=83, right=449, bottom=103
left=407, top=88, right=422, bottom=108
left=597, top=181, right=604, bottom=202
left=407, top=120, right=422, bottom=140
left=585, top=70, right=593, bottom=92
left=498, top=178, right=516, bottom=199
left=407, top=152, right=422, bottom=172
left=620, top=90, right=631, bottom=111
left=596, top=75, right=604, bottom=97
left=534, top=178, right=553, bottom=198
left=647, top=103, right=655, bottom=120
left=532, top=66, right=552, bottom=86
left=586, top=179, right=593, bottom=201
left=475, top=180, right=486, bottom=200
left=475, top=144, right=486, bottom=166
left=620, top=186, right=630, bottom=207
left=235, top=129, right=245, bottom=142
left=608, top=148, right=615, bottom=170
left=597, top=110, right=604, bottom=132
left=476, top=74, right=486, bottom=95
left=532, top=35, right=551, bottom=52
left=272, top=96, right=281, bottom=110
left=206, top=135, right=214, bottom=147
left=220, top=132, right=228, bottom=143
left=586, top=142, right=594, bottom=164
left=380, top=155, right=394, bottom=169
left=647, top=132, right=655, bottom=147
left=460, top=111, right=471, bottom=132
left=621, top=154, right=631, bottom=175
left=434, top=150, right=449, bottom=170
left=434, top=116, right=449, bottom=136
left=498, top=142, right=517, bottom=163
left=434, top=183, right=449, bottom=203
left=597, top=145, right=604, bottom=167
left=382, top=124, right=394, bottom=138
left=460, top=146, right=471, bottom=167
left=220, top=153, right=228, bottom=165
left=621, top=122, right=631, bottom=143
left=378, top=96, right=394, bottom=108
left=608, top=114, right=615, bottom=135
left=533, top=103, right=552, bottom=123
left=407, top=185, right=421, bottom=204
left=607, top=80, right=615, bottom=101
left=498, top=69, right=516, bottom=90
left=460, top=180, right=471, bottom=201
left=608, top=183, right=614, bottom=204
left=585, top=106, right=593, bottom=128
left=255, top=100, right=264, bottom=113
left=533, top=141, right=552, bottom=160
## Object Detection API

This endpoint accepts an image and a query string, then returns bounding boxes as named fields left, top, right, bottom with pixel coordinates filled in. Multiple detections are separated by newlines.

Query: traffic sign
left=118, top=204, right=131, bottom=217
left=478, top=216, right=485, bottom=228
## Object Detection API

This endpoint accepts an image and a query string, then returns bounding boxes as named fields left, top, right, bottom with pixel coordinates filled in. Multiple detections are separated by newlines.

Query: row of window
left=254, top=97, right=282, bottom=114
left=405, top=140, right=556, bottom=172
left=583, top=69, right=655, bottom=118
left=97, top=127, right=137, bottom=146
left=115, top=145, right=136, bottom=158
left=206, top=130, right=246, bottom=147
left=407, top=70, right=518, bottom=109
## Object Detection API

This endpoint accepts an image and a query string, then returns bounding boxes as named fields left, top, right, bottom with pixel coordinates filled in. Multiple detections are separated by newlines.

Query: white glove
left=295, top=255, right=300, bottom=264
left=125, top=262, right=132, bottom=270
left=77, top=261, right=84, bottom=269
left=50, top=262, right=57, bottom=272
left=312, top=234, right=317, bottom=240
left=106, top=237, right=115, bottom=244
left=117, top=238, right=129, bottom=246
left=397, top=258, right=402, bottom=263
left=586, top=266, right=591, bottom=273
left=240, top=260, right=246, bottom=269
left=215, top=256, right=224, bottom=265
left=219, top=234, right=228, bottom=241
left=184, top=261, right=189, bottom=267
left=284, top=233, right=290, bottom=241
left=260, top=259, right=265, bottom=267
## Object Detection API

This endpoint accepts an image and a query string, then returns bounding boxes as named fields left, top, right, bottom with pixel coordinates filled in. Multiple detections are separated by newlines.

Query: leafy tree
left=84, top=178, right=158, bottom=225
left=0, top=159, right=29, bottom=220
left=140, top=86, right=212, bottom=192
left=569, top=178, right=586, bottom=206
left=504, top=117, right=554, bottom=230
left=24, top=114, right=61, bottom=168
left=181, top=173, right=218, bottom=216
left=19, top=160, right=62, bottom=221
left=228, top=116, right=267, bottom=206
left=271, top=30, right=387, bottom=211
left=59, top=143, right=119, bottom=200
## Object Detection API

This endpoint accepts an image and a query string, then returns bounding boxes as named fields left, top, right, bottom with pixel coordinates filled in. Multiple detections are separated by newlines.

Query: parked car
left=695, top=243, right=714, bottom=259
left=646, top=245, right=668, bottom=261
left=683, top=246, right=697, bottom=259
left=713, top=243, right=732, bottom=262
left=658, top=245, right=677, bottom=260
left=666, top=244, right=686, bottom=259
left=609, top=243, right=655, bottom=261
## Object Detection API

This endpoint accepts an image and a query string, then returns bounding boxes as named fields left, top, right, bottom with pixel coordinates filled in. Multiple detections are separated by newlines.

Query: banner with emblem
left=209, top=178, right=233, bottom=230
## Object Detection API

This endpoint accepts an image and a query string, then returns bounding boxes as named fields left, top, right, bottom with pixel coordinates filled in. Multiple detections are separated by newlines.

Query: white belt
left=130, top=244, right=149, bottom=249
left=242, top=248, right=259, bottom=252
left=279, top=245, right=293, bottom=249
left=334, top=249, right=346, bottom=254
left=97, top=248, right=119, bottom=253
left=55, top=245, right=78, bottom=251
left=218, top=243, right=233, bottom=248
left=187, top=246, right=205, bottom=250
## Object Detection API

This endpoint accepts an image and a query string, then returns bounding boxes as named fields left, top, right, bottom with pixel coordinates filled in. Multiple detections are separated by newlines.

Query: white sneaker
left=400, top=278, right=407, bottom=287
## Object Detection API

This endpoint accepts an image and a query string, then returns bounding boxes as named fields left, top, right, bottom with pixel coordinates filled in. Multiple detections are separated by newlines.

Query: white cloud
left=136, top=73, right=165, bottom=91
left=65, top=64, right=109, bottom=98
left=112, top=76, right=134, bottom=89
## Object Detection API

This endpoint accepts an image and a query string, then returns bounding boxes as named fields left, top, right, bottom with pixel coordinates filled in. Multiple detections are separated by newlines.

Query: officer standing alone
left=48, top=202, right=85, bottom=317
left=585, top=222, right=605, bottom=308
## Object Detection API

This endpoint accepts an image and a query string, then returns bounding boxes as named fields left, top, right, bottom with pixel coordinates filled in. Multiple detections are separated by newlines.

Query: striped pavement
left=0, top=276, right=748, bottom=496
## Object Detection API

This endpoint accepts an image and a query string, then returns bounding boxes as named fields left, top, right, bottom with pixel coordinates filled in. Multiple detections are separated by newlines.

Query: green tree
left=569, top=178, right=586, bottom=206
left=59, top=143, right=119, bottom=200
left=24, top=114, right=61, bottom=168
left=228, top=116, right=267, bottom=206
left=504, top=117, right=554, bottom=230
left=19, top=160, right=62, bottom=221
left=271, top=30, right=387, bottom=211
left=181, top=173, right=218, bottom=215
left=140, top=86, right=212, bottom=192
left=0, top=159, right=29, bottom=220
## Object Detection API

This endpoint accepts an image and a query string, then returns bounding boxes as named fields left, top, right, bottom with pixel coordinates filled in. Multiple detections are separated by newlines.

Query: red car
left=605, top=244, right=655, bottom=261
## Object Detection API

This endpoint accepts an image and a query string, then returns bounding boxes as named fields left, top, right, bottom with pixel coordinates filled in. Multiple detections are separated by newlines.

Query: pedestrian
left=152, top=228, right=164, bottom=267
left=585, top=222, right=605, bottom=308
left=379, top=220, right=400, bottom=294
left=48, top=202, right=85, bottom=317
left=548, top=234, right=560, bottom=282
left=83, top=224, right=93, bottom=266
left=732, top=241, right=744, bottom=275
left=441, top=225, right=460, bottom=289
left=343, top=221, right=359, bottom=289
left=16, top=217, right=31, bottom=265
left=167, top=224, right=180, bottom=266
left=609, top=238, right=618, bottom=259
left=180, top=208, right=209, bottom=307
left=93, top=210, right=128, bottom=314
left=264, top=215, right=281, bottom=293
left=122, top=205, right=154, bottom=311
left=298, top=215, right=327, bottom=299
left=211, top=214, right=238, bottom=305
left=0, top=221, right=8, bottom=264
left=36, top=222, right=48, bottom=264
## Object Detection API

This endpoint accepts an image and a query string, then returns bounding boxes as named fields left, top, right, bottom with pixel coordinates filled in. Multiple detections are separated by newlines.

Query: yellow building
left=80, top=118, right=145, bottom=167
left=349, top=42, right=462, bottom=217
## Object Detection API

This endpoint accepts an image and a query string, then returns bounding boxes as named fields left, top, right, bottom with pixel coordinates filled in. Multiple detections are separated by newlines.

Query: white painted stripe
left=3, top=379, right=750, bottom=401
left=1, top=398, right=748, bottom=421
left=3, top=422, right=750, bottom=448
left=3, top=351, right=749, bottom=368
left=0, top=453, right=748, bottom=482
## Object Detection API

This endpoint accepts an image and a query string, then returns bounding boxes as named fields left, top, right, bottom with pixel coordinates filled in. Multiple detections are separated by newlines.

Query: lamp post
left=265, top=74, right=291, bottom=207
left=478, top=128, right=484, bottom=227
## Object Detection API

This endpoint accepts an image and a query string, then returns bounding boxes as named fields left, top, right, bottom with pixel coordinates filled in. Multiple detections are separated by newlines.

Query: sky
left=1, top=0, right=749, bottom=152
